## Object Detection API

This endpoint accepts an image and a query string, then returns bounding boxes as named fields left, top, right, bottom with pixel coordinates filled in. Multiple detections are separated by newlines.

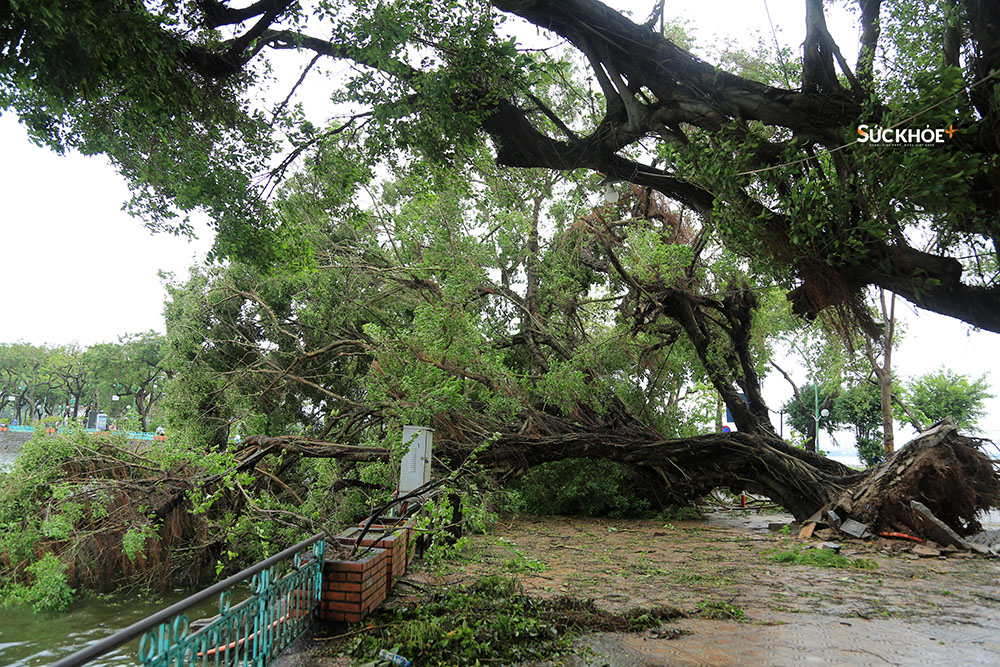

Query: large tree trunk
left=436, top=418, right=999, bottom=538
left=460, top=429, right=857, bottom=521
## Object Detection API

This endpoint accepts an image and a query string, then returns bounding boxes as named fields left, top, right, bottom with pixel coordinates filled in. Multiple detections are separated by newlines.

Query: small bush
left=509, top=459, right=654, bottom=518
left=1, top=553, right=76, bottom=612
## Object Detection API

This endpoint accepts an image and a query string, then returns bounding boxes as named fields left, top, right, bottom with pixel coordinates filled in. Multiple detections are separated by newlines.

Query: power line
left=762, top=0, right=793, bottom=89
left=728, top=70, right=1000, bottom=178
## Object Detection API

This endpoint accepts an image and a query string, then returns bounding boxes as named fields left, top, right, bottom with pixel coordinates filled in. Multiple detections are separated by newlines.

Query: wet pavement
left=570, top=612, right=1000, bottom=665
left=460, top=512, right=1000, bottom=666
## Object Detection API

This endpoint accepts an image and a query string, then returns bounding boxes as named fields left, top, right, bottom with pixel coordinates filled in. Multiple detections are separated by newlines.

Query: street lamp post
left=814, top=407, right=831, bottom=451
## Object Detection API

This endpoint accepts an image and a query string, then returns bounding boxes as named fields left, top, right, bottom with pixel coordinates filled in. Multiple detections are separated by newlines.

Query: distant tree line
left=783, top=369, right=993, bottom=467
left=0, top=333, right=167, bottom=431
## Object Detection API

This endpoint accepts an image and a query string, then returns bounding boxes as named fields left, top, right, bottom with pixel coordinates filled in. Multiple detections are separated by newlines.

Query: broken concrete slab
left=910, top=500, right=972, bottom=550
left=838, top=518, right=872, bottom=539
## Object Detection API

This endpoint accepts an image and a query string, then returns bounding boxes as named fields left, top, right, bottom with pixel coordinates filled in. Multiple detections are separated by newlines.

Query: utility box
left=399, top=426, right=433, bottom=496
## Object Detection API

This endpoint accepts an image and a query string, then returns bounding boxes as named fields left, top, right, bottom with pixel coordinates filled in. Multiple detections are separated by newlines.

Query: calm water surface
left=0, top=590, right=233, bottom=666
left=0, top=451, right=17, bottom=471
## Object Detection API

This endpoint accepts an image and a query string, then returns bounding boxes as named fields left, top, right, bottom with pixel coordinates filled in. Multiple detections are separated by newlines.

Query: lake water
left=0, top=589, right=233, bottom=666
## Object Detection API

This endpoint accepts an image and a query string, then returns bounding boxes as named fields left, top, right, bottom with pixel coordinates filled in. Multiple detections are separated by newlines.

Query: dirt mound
left=542, top=596, right=685, bottom=632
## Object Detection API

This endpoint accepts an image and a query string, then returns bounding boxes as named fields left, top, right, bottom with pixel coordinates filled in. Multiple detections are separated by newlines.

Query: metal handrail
left=52, top=533, right=324, bottom=667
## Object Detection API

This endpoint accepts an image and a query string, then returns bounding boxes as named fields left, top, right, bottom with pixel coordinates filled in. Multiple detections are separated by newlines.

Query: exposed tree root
left=836, top=421, right=1000, bottom=542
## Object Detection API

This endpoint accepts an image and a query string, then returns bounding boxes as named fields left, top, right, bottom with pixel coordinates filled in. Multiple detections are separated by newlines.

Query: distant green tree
left=86, top=333, right=167, bottom=431
left=833, top=382, right=885, bottom=468
left=781, top=382, right=837, bottom=452
left=48, top=345, right=88, bottom=420
left=903, top=368, right=993, bottom=433
left=0, top=343, right=62, bottom=422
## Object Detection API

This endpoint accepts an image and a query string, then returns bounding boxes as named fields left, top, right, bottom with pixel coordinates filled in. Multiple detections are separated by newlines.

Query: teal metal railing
left=52, top=534, right=325, bottom=667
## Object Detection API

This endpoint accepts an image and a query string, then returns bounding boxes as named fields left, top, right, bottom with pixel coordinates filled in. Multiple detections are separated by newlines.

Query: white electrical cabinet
left=399, top=426, right=433, bottom=495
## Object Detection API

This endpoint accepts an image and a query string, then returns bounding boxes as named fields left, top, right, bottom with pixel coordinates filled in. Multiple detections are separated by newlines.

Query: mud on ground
left=408, top=511, right=1000, bottom=665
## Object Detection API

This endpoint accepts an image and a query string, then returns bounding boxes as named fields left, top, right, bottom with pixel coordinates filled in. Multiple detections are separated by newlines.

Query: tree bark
left=863, top=289, right=896, bottom=454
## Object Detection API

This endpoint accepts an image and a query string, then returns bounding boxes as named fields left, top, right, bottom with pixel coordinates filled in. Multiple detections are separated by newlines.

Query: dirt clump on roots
left=839, top=420, right=1000, bottom=542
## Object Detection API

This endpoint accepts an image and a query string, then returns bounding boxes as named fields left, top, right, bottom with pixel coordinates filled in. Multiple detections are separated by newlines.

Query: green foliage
left=903, top=368, right=993, bottom=433
left=767, top=546, right=878, bottom=570
left=414, top=471, right=512, bottom=568
left=833, top=382, right=886, bottom=467
left=0, top=0, right=281, bottom=258
left=86, top=332, right=168, bottom=431
left=347, top=576, right=571, bottom=665
left=1, top=553, right=76, bottom=612
left=854, top=436, right=885, bottom=469
left=0, top=336, right=167, bottom=427
left=697, top=600, right=745, bottom=621
left=497, top=539, right=548, bottom=574
left=122, top=523, right=158, bottom=563
left=510, top=459, right=654, bottom=519
left=782, top=382, right=837, bottom=438
left=343, top=575, right=680, bottom=665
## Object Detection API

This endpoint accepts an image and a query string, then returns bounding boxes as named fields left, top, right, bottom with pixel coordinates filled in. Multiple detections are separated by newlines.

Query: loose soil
left=290, top=511, right=1000, bottom=665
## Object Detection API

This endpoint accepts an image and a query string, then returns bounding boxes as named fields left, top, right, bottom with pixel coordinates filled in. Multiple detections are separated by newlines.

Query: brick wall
left=320, top=548, right=388, bottom=624
left=319, top=515, right=420, bottom=624
left=337, top=525, right=407, bottom=590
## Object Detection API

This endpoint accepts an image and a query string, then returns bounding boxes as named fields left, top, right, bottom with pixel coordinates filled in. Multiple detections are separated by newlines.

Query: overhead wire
left=762, top=0, right=794, bottom=89
left=727, top=70, right=1000, bottom=178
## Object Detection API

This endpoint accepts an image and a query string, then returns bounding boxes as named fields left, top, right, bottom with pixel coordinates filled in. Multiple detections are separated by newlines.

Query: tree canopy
left=3, top=2, right=1000, bottom=599
left=904, top=367, right=993, bottom=432
left=3, top=0, right=1000, bottom=333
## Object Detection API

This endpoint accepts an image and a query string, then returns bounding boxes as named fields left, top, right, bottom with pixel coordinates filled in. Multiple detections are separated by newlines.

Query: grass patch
left=767, top=546, right=878, bottom=570
left=497, top=540, right=548, bottom=573
left=697, top=600, right=745, bottom=621
left=329, top=576, right=684, bottom=666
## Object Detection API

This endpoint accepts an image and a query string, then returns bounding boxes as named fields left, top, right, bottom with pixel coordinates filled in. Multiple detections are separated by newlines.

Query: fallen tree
left=153, top=162, right=1000, bottom=565
left=2, top=406, right=996, bottom=606
left=3, top=1, right=1000, bottom=606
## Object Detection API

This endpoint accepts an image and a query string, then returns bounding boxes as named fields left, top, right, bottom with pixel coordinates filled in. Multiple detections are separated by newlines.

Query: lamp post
left=814, top=408, right=831, bottom=450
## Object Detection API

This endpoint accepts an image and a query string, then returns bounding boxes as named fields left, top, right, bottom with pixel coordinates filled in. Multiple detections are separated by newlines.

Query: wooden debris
left=797, top=522, right=817, bottom=540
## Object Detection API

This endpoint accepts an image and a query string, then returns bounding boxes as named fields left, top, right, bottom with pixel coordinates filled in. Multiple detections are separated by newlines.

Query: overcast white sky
left=0, top=114, right=214, bottom=346
left=0, top=1, right=996, bottom=457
